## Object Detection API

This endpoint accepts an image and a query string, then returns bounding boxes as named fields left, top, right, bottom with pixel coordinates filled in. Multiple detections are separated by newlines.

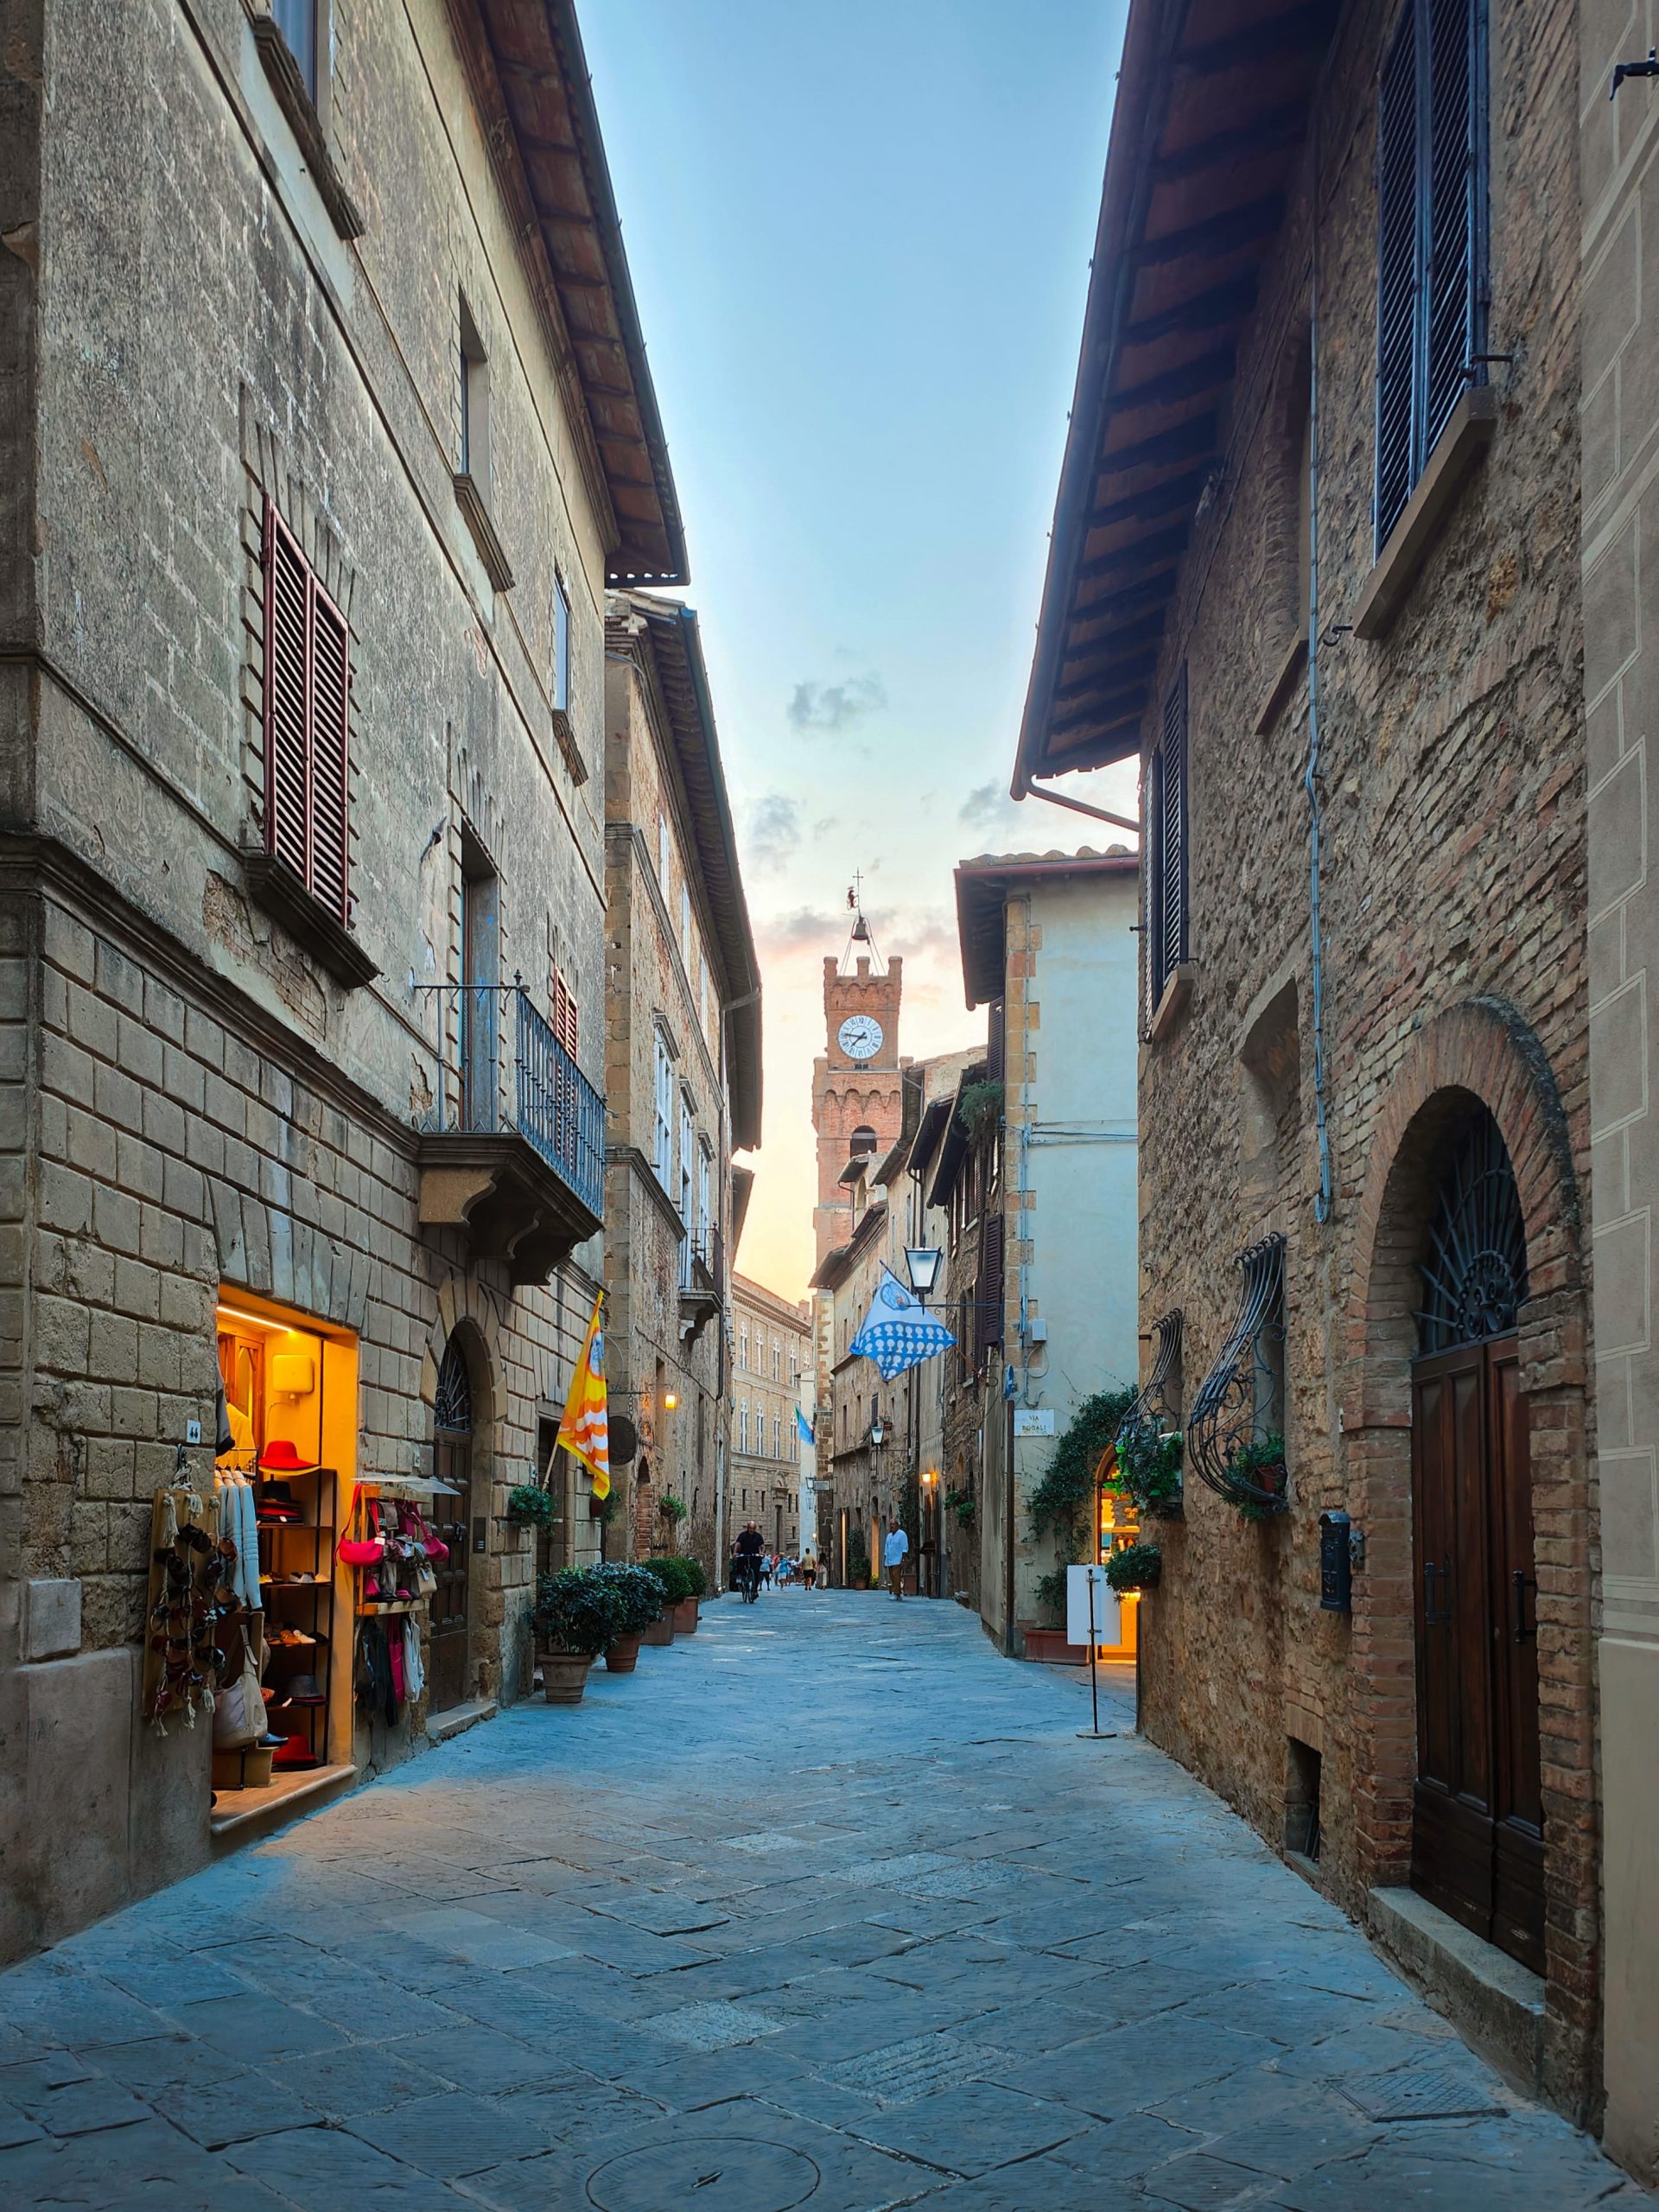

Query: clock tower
left=811, top=947, right=906, bottom=1265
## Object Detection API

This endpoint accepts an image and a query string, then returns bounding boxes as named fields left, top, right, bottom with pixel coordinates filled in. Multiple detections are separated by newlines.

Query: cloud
left=747, top=793, right=802, bottom=874
left=786, top=674, right=887, bottom=732
left=958, top=781, right=1015, bottom=828
left=753, top=906, right=840, bottom=958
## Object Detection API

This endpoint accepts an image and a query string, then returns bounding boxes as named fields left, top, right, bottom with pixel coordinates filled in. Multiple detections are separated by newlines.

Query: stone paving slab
left=0, top=1591, right=1636, bottom=2209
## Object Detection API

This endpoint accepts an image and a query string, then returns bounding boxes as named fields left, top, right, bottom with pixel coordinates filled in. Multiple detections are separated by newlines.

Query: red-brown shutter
left=262, top=498, right=352, bottom=925
left=986, top=999, right=1006, bottom=1084
left=310, top=588, right=350, bottom=924
left=977, top=1211, right=1005, bottom=1353
left=264, top=504, right=310, bottom=882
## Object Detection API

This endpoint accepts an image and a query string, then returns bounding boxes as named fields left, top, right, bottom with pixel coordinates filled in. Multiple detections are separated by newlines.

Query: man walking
left=883, top=1522, right=910, bottom=1599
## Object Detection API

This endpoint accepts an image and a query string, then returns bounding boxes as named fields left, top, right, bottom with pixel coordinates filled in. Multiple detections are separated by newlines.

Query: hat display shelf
left=257, top=1456, right=337, bottom=1772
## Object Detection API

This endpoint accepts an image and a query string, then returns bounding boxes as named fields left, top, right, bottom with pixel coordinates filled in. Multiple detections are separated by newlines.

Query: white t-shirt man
left=883, top=1528, right=910, bottom=1599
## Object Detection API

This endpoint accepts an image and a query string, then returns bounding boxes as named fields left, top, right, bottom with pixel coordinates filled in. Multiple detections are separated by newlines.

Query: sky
left=582, top=0, right=1138, bottom=1301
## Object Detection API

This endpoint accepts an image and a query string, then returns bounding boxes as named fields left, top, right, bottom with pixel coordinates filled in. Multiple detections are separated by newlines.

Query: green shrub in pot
left=532, top=1567, right=621, bottom=1656
left=641, top=1555, right=693, bottom=1607
left=591, top=1562, right=665, bottom=1638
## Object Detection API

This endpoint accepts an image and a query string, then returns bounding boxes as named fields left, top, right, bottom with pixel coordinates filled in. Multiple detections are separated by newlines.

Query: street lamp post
left=904, top=1245, right=943, bottom=1305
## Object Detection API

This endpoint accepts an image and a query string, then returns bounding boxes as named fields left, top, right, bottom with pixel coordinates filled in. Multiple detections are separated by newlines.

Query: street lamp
left=870, top=1412, right=886, bottom=1446
left=904, top=1245, right=943, bottom=1305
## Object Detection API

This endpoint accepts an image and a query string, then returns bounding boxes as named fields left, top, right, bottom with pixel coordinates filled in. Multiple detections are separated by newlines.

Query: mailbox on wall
left=1319, top=1510, right=1353, bottom=1613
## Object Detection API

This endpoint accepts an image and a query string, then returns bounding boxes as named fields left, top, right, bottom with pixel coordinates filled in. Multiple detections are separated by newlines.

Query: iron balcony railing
left=416, top=977, right=604, bottom=1223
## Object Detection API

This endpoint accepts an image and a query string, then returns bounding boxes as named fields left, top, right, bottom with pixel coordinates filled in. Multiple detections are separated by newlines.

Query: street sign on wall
left=1014, top=1408, right=1055, bottom=1436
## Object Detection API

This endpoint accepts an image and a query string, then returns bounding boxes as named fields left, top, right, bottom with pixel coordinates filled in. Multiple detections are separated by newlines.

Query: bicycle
left=733, top=1554, right=762, bottom=1604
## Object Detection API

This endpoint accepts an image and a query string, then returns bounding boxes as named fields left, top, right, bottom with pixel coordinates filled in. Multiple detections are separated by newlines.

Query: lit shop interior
left=178, top=1289, right=463, bottom=1835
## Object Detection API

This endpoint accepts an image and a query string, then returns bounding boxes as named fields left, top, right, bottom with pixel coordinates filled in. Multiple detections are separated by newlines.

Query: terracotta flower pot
left=605, top=1633, right=642, bottom=1674
left=538, top=1649, right=594, bottom=1704
left=1020, top=1625, right=1089, bottom=1665
left=672, top=1599, right=700, bottom=1636
left=640, top=1617, right=674, bottom=1647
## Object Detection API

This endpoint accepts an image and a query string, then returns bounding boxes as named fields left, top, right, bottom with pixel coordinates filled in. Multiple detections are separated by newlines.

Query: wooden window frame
left=1374, top=0, right=1488, bottom=556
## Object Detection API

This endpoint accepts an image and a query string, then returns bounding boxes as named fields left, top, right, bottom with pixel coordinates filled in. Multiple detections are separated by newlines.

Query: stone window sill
left=243, top=849, right=378, bottom=989
left=454, top=474, right=515, bottom=593
left=1254, top=629, right=1307, bottom=735
left=1147, top=963, right=1194, bottom=1046
left=245, top=7, right=365, bottom=242
left=1352, top=386, right=1498, bottom=641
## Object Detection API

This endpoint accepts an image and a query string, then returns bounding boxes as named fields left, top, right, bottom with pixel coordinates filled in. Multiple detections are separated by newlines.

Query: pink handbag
left=338, top=1497, right=385, bottom=1567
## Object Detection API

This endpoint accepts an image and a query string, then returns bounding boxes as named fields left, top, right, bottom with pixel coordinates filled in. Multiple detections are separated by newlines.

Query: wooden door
left=1411, top=1334, right=1544, bottom=1973
left=461, top=866, right=499, bottom=1131
left=429, top=1427, right=472, bottom=1713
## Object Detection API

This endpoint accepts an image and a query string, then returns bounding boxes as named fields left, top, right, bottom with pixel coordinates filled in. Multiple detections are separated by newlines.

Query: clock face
left=838, top=1015, right=883, bottom=1061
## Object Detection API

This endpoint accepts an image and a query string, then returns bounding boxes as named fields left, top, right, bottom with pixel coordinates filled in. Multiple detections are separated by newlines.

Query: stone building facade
left=1580, top=6, right=1659, bottom=2181
left=601, top=596, right=761, bottom=1587
left=1013, top=0, right=1596, bottom=2126
left=0, top=0, right=689, bottom=1958
left=728, top=1273, right=810, bottom=1557
left=953, top=850, right=1141, bottom=1651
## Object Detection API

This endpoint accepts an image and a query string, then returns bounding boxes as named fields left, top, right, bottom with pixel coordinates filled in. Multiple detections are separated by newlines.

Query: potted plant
left=506, top=1481, right=556, bottom=1532
left=671, top=1554, right=707, bottom=1633
left=1226, top=1433, right=1288, bottom=1521
left=1105, top=1541, right=1162, bottom=1593
left=1107, top=1415, right=1184, bottom=1518
left=531, top=1567, right=614, bottom=1702
left=640, top=1554, right=690, bottom=1643
left=1020, top=1567, right=1085, bottom=1663
left=658, top=1491, right=688, bottom=1529
left=594, top=1563, right=664, bottom=1673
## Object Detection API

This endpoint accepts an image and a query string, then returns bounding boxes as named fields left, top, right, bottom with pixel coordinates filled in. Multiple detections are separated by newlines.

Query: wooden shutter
left=1424, top=0, right=1481, bottom=456
left=264, top=505, right=310, bottom=883
left=310, top=591, right=350, bottom=924
left=1375, top=0, right=1484, bottom=552
left=262, top=497, right=352, bottom=925
left=977, top=1212, right=1005, bottom=1353
left=1375, top=12, right=1418, bottom=549
left=986, top=1000, right=1005, bottom=1084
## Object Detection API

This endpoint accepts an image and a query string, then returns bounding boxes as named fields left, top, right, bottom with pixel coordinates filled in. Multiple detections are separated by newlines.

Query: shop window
left=208, top=1292, right=358, bottom=1819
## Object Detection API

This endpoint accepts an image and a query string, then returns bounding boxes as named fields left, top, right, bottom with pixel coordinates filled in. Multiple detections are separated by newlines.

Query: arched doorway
left=1410, top=1106, right=1543, bottom=1972
left=430, top=1338, right=474, bottom=1713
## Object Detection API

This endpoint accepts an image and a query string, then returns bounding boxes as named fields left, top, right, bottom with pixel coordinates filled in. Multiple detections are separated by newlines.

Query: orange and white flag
left=557, top=1294, right=610, bottom=1499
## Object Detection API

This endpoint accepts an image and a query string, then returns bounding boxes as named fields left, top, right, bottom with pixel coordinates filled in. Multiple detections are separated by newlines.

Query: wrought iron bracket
left=1188, top=1234, right=1289, bottom=1512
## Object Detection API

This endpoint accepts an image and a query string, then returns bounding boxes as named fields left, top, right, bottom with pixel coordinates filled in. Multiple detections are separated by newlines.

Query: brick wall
left=1132, top=0, right=1595, bottom=2117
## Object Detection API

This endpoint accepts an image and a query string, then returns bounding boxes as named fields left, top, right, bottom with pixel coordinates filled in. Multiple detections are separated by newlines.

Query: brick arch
left=1343, top=996, right=1595, bottom=2114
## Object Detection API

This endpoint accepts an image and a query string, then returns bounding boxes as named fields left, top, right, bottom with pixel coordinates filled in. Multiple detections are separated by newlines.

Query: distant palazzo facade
left=729, top=1274, right=810, bottom=1556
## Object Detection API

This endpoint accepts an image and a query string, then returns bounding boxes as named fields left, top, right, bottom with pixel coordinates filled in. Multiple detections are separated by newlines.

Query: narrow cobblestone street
left=0, top=1595, right=1637, bottom=2211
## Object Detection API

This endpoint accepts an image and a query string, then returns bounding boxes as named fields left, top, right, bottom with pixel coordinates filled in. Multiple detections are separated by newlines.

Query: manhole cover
left=1338, top=2064, right=1506, bottom=2121
left=588, top=2139, right=819, bottom=2212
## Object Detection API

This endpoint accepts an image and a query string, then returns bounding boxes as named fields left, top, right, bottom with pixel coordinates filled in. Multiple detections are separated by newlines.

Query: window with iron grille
left=1146, top=667, right=1188, bottom=1013
left=1375, top=0, right=1487, bottom=554
left=262, top=499, right=351, bottom=925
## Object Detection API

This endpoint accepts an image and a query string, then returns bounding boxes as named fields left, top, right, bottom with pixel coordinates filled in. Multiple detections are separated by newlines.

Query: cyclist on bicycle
left=733, top=1520, right=765, bottom=1602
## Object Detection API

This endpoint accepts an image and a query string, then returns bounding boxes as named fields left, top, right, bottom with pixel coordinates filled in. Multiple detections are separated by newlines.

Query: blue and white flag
left=796, top=1407, right=815, bottom=1446
left=849, top=1267, right=957, bottom=1381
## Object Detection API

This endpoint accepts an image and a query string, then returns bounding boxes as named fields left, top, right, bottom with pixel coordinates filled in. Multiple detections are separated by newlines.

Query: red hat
left=258, top=1440, right=320, bottom=1474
